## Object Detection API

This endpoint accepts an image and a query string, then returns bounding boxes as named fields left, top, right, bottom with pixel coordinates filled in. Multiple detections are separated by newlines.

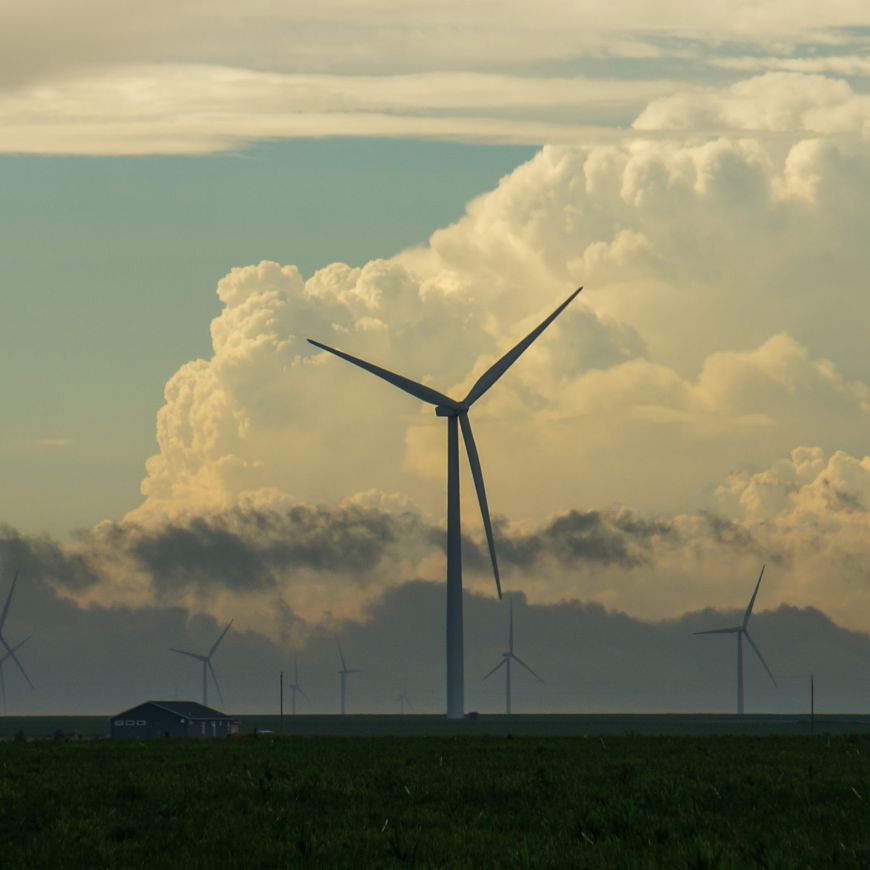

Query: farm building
left=110, top=701, right=237, bottom=740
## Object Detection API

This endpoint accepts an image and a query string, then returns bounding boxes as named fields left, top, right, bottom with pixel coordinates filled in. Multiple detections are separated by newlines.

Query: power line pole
left=280, top=670, right=284, bottom=735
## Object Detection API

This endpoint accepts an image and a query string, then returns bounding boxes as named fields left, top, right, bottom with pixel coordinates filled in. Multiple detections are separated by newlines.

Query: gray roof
left=113, top=700, right=230, bottom=720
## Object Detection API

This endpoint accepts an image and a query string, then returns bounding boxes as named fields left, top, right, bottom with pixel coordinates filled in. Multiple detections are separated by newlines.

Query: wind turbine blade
left=0, top=571, right=19, bottom=631
left=207, top=660, right=225, bottom=708
left=463, top=287, right=583, bottom=406
left=308, top=339, right=460, bottom=409
left=337, top=641, right=347, bottom=672
left=0, top=635, right=30, bottom=665
left=743, top=564, right=765, bottom=628
left=482, top=659, right=506, bottom=681
left=208, top=620, right=233, bottom=658
left=693, top=627, right=741, bottom=635
left=744, top=630, right=777, bottom=688
left=298, top=687, right=310, bottom=703
left=459, top=414, right=501, bottom=599
left=511, top=654, right=544, bottom=683
left=406, top=696, right=415, bottom=712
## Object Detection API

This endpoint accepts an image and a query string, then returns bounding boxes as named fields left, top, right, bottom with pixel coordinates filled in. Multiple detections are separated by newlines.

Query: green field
left=1, top=734, right=868, bottom=867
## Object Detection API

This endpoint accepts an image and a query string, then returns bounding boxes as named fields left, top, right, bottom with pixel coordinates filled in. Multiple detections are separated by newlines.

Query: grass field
left=1, top=733, right=868, bottom=867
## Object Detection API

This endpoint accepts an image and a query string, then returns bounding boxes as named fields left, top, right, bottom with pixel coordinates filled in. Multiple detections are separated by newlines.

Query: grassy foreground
left=0, top=735, right=868, bottom=867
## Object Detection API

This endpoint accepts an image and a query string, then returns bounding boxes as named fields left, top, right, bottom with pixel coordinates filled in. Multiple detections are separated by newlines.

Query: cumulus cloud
left=130, top=136, right=870, bottom=550
left=634, top=72, right=870, bottom=137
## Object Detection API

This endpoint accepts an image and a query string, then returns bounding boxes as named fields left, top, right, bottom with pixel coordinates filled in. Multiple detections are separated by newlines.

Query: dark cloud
left=0, top=523, right=100, bottom=591
left=475, top=509, right=675, bottom=571
left=697, top=511, right=761, bottom=552
left=81, top=504, right=430, bottom=594
left=0, top=565, right=867, bottom=716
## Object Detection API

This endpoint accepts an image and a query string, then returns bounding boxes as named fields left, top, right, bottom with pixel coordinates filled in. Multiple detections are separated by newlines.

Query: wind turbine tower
left=337, top=642, right=361, bottom=715
left=0, top=572, right=35, bottom=713
left=483, top=598, right=543, bottom=714
left=289, top=655, right=308, bottom=715
left=309, top=287, right=581, bottom=718
left=695, top=565, right=777, bottom=714
left=170, top=620, right=233, bottom=708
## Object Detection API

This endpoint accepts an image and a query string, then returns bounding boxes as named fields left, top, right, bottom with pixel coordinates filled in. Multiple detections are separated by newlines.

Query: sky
left=2, top=1, right=870, bottom=713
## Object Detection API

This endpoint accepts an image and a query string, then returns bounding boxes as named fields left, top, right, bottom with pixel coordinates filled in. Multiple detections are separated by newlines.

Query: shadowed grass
left=0, top=735, right=868, bottom=867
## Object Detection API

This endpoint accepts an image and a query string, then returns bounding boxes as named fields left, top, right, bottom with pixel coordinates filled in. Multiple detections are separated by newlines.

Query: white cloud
left=634, top=72, right=870, bottom=137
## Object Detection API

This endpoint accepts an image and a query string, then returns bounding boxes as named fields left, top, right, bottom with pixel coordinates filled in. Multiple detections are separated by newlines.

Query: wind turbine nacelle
left=436, top=404, right=466, bottom=417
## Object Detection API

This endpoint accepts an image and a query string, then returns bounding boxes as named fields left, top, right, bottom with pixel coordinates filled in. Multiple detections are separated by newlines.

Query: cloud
left=88, top=131, right=869, bottom=637
left=634, top=72, right=870, bottom=137
left=2, top=8, right=869, bottom=154
left=3, top=554, right=870, bottom=715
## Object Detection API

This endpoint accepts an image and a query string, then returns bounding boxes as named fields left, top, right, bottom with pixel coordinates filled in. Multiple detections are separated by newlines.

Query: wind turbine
left=397, top=683, right=414, bottom=714
left=0, top=572, right=35, bottom=713
left=337, top=642, right=361, bottom=715
left=309, top=287, right=582, bottom=718
left=289, top=655, right=308, bottom=715
left=0, top=636, right=32, bottom=714
left=170, top=620, right=233, bottom=708
left=695, top=565, right=777, bottom=714
left=482, top=598, right=543, bottom=714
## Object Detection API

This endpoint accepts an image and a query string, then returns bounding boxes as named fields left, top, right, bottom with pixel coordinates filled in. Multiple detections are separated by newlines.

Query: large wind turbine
left=695, top=565, right=777, bottom=714
left=309, top=287, right=581, bottom=718
left=482, top=598, right=543, bottom=714
left=0, top=572, right=35, bottom=713
left=289, top=655, right=308, bottom=715
left=170, top=620, right=233, bottom=708
left=337, top=642, right=361, bottom=715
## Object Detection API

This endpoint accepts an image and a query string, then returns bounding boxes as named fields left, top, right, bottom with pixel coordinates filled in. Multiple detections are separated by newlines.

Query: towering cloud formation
left=63, top=124, right=860, bottom=633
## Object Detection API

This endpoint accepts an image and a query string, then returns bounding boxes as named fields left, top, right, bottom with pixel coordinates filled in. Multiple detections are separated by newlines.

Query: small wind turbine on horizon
left=397, top=683, right=414, bottom=715
left=0, top=572, right=35, bottom=713
left=309, top=287, right=582, bottom=718
left=170, top=620, right=233, bottom=709
left=289, top=654, right=308, bottom=715
left=337, top=642, right=361, bottom=715
left=0, top=636, right=32, bottom=714
left=482, top=598, right=543, bottom=714
left=695, top=565, right=777, bottom=715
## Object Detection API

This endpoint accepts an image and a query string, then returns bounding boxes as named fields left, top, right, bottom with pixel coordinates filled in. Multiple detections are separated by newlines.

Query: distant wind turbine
left=0, top=636, right=32, bottom=714
left=0, top=572, right=35, bottom=713
left=483, top=598, right=543, bottom=714
left=337, top=642, right=361, bottom=715
left=695, top=565, right=777, bottom=714
left=397, top=683, right=414, bottom=715
left=289, top=655, right=308, bottom=715
left=170, top=620, right=233, bottom=708
left=309, top=287, right=582, bottom=718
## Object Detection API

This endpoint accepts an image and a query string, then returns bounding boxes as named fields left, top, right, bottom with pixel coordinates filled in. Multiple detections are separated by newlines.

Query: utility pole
left=810, top=674, right=814, bottom=736
left=280, top=670, right=284, bottom=735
